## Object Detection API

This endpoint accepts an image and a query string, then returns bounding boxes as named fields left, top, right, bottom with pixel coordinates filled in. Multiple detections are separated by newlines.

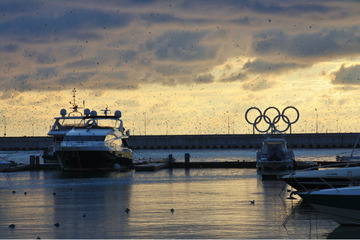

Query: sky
left=1, top=0, right=360, bottom=136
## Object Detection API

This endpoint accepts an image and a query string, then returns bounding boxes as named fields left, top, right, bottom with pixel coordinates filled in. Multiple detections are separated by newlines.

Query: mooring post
left=168, top=154, right=173, bottom=163
left=168, top=154, right=174, bottom=169
left=30, top=155, right=35, bottom=166
left=185, top=153, right=190, bottom=169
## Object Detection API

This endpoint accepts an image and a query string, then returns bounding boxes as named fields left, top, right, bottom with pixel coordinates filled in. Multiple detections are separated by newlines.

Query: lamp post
left=3, top=116, right=6, bottom=137
left=143, top=113, right=147, bottom=135
left=315, top=108, right=318, bottom=133
left=227, top=111, right=230, bottom=134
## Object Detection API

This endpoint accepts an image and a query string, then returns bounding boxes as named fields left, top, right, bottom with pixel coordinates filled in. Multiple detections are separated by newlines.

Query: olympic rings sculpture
left=245, top=106, right=299, bottom=133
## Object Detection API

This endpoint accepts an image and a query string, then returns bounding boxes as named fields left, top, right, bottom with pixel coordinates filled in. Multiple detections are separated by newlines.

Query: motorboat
left=50, top=108, right=133, bottom=171
left=282, top=165, right=360, bottom=191
left=256, top=137, right=295, bottom=179
left=0, top=161, right=11, bottom=172
left=297, top=186, right=360, bottom=225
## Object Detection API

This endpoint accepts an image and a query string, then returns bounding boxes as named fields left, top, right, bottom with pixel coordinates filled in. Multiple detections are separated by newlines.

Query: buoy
left=83, top=214, right=86, bottom=218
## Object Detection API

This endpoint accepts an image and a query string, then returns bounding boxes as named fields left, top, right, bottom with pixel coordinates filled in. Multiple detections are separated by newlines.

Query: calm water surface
left=0, top=149, right=358, bottom=239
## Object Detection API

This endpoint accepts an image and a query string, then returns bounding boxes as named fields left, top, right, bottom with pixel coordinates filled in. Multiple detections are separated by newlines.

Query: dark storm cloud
left=1, top=44, right=19, bottom=53
left=253, top=28, right=360, bottom=59
left=331, top=64, right=360, bottom=85
left=0, top=0, right=40, bottom=13
left=243, top=59, right=308, bottom=74
left=57, top=72, right=94, bottom=85
left=145, top=31, right=217, bottom=61
left=180, top=0, right=332, bottom=15
left=0, top=8, right=133, bottom=42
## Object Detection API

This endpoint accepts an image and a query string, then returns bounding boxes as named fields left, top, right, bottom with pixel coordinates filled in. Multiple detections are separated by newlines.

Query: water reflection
left=0, top=168, right=340, bottom=238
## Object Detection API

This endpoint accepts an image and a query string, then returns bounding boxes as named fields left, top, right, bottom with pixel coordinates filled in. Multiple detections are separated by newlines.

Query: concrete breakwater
left=0, top=133, right=359, bottom=151
left=129, top=133, right=360, bottom=149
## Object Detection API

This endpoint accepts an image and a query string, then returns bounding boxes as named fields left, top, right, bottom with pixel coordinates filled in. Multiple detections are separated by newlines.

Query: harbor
left=0, top=148, right=355, bottom=239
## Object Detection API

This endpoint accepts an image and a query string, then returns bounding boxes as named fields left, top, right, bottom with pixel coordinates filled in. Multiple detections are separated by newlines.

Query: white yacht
left=47, top=89, right=132, bottom=171
left=297, top=186, right=360, bottom=225
left=282, top=165, right=360, bottom=191
left=256, top=137, right=295, bottom=179
left=49, top=108, right=133, bottom=171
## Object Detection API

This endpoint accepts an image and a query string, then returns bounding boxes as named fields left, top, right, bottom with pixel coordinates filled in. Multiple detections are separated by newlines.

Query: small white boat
left=297, top=186, right=360, bottom=225
left=282, top=165, right=360, bottom=191
left=256, top=137, right=295, bottom=179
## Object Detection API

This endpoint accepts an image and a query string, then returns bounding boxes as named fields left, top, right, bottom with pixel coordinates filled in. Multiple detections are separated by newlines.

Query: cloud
left=241, top=77, right=276, bottom=91
left=243, top=59, right=308, bottom=74
left=0, top=7, right=133, bottom=42
left=195, top=74, right=214, bottom=84
left=219, top=58, right=308, bottom=84
left=1, top=44, right=19, bottom=53
left=145, top=31, right=217, bottom=61
left=331, top=64, right=360, bottom=85
left=252, top=28, right=360, bottom=61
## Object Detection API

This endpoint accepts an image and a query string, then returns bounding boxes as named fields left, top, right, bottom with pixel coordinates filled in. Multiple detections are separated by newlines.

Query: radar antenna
left=70, top=88, right=79, bottom=112
left=101, top=106, right=111, bottom=116
left=68, top=88, right=82, bottom=116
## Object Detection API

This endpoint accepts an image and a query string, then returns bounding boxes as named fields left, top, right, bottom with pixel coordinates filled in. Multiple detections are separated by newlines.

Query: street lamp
left=315, top=108, right=318, bottom=133
left=3, top=116, right=6, bottom=137
left=143, top=113, right=147, bottom=135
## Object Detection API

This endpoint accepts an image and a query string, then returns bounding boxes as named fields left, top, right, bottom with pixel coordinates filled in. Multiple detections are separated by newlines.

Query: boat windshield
left=84, top=118, right=122, bottom=129
left=53, top=118, right=85, bottom=130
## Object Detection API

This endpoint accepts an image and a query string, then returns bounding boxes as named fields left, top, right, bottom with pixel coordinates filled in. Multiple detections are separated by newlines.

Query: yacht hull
left=282, top=167, right=360, bottom=191
left=56, top=150, right=133, bottom=171
left=298, top=187, right=360, bottom=225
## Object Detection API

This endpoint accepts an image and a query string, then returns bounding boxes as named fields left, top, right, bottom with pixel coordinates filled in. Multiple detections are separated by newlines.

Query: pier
left=0, top=133, right=359, bottom=151
left=5, top=160, right=356, bottom=172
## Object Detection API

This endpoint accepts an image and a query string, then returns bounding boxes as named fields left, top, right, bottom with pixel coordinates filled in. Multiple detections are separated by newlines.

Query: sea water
left=0, top=148, right=358, bottom=239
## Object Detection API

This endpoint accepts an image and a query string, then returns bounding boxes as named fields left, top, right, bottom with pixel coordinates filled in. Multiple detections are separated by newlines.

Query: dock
left=3, top=160, right=358, bottom=172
